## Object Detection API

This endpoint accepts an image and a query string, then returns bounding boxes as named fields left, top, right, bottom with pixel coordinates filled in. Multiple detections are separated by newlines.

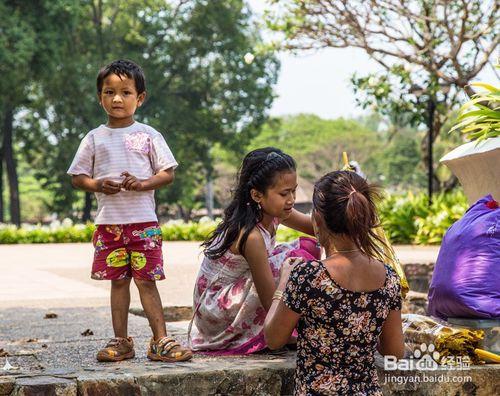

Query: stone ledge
left=130, top=306, right=192, bottom=322
left=128, top=263, right=436, bottom=321
left=3, top=352, right=498, bottom=396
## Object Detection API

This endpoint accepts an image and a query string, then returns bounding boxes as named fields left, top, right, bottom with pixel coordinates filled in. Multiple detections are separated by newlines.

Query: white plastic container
left=440, top=137, right=500, bottom=204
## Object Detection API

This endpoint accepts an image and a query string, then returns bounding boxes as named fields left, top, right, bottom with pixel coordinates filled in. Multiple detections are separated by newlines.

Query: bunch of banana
left=403, top=314, right=500, bottom=364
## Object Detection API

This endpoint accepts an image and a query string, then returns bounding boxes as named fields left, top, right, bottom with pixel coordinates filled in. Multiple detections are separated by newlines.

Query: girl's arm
left=264, top=260, right=300, bottom=349
left=281, top=208, right=314, bottom=236
left=242, top=228, right=277, bottom=311
left=378, top=309, right=405, bottom=359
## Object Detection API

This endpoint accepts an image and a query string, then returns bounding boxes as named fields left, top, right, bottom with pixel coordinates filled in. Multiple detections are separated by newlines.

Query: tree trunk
left=82, top=192, right=92, bottom=222
left=205, top=176, right=214, bottom=220
left=205, top=163, right=214, bottom=220
left=0, top=146, right=4, bottom=223
left=2, top=107, right=20, bottom=226
left=419, top=96, right=443, bottom=204
left=177, top=204, right=192, bottom=222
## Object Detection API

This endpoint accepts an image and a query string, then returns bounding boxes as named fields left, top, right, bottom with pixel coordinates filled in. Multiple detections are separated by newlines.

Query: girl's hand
left=277, top=257, right=303, bottom=291
left=97, top=179, right=121, bottom=195
left=121, top=171, right=144, bottom=191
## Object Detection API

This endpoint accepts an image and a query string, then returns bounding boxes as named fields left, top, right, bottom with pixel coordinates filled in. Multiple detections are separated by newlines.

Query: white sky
left=247, top=0, right=498, bottom=120
left=270, top=48, right=381, bottom=119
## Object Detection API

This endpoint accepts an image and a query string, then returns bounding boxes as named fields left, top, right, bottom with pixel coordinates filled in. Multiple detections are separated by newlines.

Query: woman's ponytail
left=313, top=171, right=388, bottom=261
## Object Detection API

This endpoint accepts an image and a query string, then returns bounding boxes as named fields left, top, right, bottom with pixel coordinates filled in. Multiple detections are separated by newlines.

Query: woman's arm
left=264, top=259, right=301, bottom=349
left=281, top=208, right=314, bottom=236
left=378, top=309, right=405, bottom=359
left=242, top=229, right=277, bottom=311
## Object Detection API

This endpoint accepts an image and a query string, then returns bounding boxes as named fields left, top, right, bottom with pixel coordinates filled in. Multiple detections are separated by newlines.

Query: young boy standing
left=68, top=59, right=192, bottom=363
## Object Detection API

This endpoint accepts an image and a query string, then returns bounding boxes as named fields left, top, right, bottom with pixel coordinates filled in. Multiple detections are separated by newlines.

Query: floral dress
left=189, top=221, right=320, bottom=355
left=283, top=260, right=402, bottom=395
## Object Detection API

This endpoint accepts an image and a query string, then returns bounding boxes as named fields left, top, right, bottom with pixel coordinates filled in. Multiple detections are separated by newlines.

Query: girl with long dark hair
left=189, top=147, right=320, bottom=354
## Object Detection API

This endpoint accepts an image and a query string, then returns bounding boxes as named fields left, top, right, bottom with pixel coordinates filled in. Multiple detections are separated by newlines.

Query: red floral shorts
left=91, top=222, right=165, bottom=281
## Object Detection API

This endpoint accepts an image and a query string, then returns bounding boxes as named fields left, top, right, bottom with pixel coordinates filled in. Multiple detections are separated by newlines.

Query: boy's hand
left=121, top=171, right=144, bottom=191
left=97, top=179, right=121, bottom=195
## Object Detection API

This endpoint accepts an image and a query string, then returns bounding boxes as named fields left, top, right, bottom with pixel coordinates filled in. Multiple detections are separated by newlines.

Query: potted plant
left=440, top=80, right=499, bottom=204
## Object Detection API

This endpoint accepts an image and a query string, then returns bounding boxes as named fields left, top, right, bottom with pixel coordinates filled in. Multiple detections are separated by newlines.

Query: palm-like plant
left=450, top=81, right=500, bottom=142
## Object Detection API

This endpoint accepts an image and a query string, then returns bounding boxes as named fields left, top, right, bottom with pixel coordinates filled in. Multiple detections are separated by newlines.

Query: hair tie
left=266, top=152, right=281, bottom=161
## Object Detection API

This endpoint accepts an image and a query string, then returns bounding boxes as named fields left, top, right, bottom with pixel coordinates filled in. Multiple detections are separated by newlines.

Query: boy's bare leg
left=134, top=279, right=167, bottom=340
left=110, top=278, right=132, bottom=338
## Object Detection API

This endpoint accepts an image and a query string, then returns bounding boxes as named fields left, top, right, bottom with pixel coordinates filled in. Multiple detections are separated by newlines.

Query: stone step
left=1, top=307, right=499, bottom=396
left=2, top=355, right=498, bottom=395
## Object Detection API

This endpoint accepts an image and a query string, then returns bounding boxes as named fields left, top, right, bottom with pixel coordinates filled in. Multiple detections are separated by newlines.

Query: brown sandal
left=147, top=336, right=193, bottom=362
left=97, top=337, right=135, bottom=362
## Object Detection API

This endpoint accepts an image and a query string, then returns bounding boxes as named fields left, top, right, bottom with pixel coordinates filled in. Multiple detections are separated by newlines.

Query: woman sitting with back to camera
left=265, top=170, right=404, bottom=395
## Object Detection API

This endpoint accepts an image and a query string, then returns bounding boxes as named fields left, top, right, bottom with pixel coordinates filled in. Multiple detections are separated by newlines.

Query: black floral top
left=283, top=260, right=402, bottom=396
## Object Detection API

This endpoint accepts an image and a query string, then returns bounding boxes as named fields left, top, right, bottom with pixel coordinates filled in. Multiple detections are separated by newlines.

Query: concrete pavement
left=0, top=306, right=498, bottom=395
left=1, top=243, right=499, bottom=396
left=0, top=242, right=440, bottom=309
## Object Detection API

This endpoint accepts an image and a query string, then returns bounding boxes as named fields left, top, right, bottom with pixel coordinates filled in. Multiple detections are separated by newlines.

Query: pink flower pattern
left=253, top=307, right=266, bottom=326
left=197, top=275, right=208, bottom=295
left=231, top=277, right=246, bottom=296
left=190, top=224, right=320, bottom=355
left=125, top=132, right=151, bottom=153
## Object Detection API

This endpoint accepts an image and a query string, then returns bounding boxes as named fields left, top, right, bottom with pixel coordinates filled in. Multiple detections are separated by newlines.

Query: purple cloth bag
left=428, top=194, right=500, bottom=320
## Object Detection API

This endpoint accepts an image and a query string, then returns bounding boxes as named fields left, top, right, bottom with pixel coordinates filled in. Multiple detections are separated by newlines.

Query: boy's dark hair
left=312, top=170, right=388, bottom=261
left=96, top=59, right=146, bottom=94
left=202, top=147, right=296, bottom=260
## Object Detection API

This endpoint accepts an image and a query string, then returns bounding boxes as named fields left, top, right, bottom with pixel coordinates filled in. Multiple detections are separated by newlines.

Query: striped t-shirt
left=67, top=122, right=178, bottom=225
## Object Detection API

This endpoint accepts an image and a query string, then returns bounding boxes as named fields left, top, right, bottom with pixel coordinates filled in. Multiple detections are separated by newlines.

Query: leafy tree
left=0, top=0, right=78, bottom=225
left=370, top=132, right=425, bottom=189
left=29, top=0, right=158, bottom=221
left=267, top=0, right=499, bottom=192
left=138, top=0, right=279, bottom=219
left=30, top=0, right=278, bottom=221
left=211, top=112, right=438, bottom=209
left=247, top=113, right=383, bottom=181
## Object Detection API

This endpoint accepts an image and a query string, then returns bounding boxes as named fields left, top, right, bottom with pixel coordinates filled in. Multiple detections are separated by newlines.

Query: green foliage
left=160, top=219, right=216, bottom=241
left=351, top=67, right=425, bottom=129
left=413, top=193, right=469, bottom=244
left=0, top=192, right=468, bottom=244
left=0, top=223, right=94, bottom=244
left=378, top=191, right=468, bottom=244
left=450, top=82, right=500, bottom=141
left=0, top=1, right=79, bottom=224
left=276, top=225, right=306, bottom=242
left=246, top=114, right=384, bottom=181
left=0, top=219, right=300, bottom=244
left=365, top=130, right=425, bottom=189
left=135, top=0, right=279, bottom=217
left=378, top=192, right=429, bottom=244
left=265, top=0, right=497, bottom=193
left=9, top=0, right=278, bottom=222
